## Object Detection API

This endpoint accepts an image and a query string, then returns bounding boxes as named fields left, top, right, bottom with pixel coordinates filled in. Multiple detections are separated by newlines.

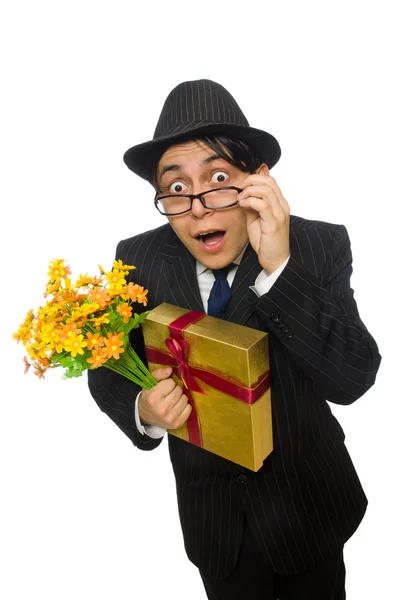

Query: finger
left=238, top=184, right=280, bottom=205
left=239, top=182, right=288, bottom=208
left=239, top=193, right=286, bottom=223
left=170, top=400, right=192, bottom=429
left=240, top=175, right=289, bottom=212
left=151, top=366, right=173, bottom=381
left=239, top=183, right=289, bottom=217
left=240, top=174, right=280, bottom=193
left=241, top=182, right=289, bottom=216
left=154, top=376, right=177, bottom=399
left=238, top=198, right=283, bottom=232
left=163, top=383, right=184, bottom=409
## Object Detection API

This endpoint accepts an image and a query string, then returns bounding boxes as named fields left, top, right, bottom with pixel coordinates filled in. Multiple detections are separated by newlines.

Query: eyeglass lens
left=157, top=188, right=239, bottom=215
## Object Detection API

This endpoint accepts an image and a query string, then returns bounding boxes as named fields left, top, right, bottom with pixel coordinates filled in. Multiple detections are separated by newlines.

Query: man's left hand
left=238, top=174, right=290, bottom=275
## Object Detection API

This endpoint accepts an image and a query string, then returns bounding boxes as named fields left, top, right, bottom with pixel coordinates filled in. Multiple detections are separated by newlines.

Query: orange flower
left=60, top=323, right=81, bottom=342
left=23, top=356, right=31, bottom=374
left=122, top=283, right=148, bottom=306
left=116, top=302, right=132, bottom=324
left=54, top=289, right=76, bottom=304
left=33, top=359, right=50, bottom=379
left=104, top=332, right=124, bottom=359
left=88, top=287, right=111, bottom=308
left=136, top=288, right=148, bottom=306
left=87, top=348, right=108, bottom=369
left=33, top=366, right=46, bottom=379
left=86, top=332, right=105, bottom=351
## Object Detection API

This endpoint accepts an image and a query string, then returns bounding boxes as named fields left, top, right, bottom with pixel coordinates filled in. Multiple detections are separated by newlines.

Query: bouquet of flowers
left=12, top=258, right=158, bottom=389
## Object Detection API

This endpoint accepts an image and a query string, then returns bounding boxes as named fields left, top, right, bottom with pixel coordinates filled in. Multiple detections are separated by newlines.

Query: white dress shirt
left=134, top=253, right=290, bottom=439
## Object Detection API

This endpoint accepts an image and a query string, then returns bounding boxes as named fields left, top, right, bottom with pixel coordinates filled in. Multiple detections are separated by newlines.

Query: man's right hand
left=138, top=367, right=192, bottom=430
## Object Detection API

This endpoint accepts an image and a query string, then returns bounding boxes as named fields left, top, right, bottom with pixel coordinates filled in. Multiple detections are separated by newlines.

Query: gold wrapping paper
left=142, top=303, right=273, bottom=471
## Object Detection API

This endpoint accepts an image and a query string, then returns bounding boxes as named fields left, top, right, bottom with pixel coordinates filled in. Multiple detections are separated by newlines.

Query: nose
left=190, top=194, right=215, bottom=219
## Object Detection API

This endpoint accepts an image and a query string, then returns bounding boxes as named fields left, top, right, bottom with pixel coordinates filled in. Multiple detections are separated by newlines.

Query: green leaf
left=125, top=310, right=150, bottom=334
left=58, top=353, right=89, bottom=379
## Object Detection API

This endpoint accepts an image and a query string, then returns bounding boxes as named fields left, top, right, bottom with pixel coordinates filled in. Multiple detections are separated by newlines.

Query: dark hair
left=150, top=134, right=264, bottom=192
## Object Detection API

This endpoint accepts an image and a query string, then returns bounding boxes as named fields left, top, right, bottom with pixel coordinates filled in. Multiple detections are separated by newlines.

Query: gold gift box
left=142, top=302, right=272, bottom=471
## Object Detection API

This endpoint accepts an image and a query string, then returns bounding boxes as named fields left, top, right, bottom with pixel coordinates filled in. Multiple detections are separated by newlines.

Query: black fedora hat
left=123, top=79, right=281, bottom=182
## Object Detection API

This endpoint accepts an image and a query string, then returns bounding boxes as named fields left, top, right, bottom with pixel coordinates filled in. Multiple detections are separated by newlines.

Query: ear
left=256, top=163, right=270, bottom=176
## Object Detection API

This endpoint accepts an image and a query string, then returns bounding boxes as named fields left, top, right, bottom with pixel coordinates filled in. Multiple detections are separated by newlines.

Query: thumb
left=151, top=366, right=173, bottom=381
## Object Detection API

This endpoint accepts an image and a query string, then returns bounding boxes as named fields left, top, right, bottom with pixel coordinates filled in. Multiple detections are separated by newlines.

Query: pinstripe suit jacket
left=87, top=215, right=381, bottom=578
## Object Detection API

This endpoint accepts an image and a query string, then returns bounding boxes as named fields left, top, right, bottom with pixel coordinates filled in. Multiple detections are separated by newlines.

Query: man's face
left=156, top=140, right=255, bottom=269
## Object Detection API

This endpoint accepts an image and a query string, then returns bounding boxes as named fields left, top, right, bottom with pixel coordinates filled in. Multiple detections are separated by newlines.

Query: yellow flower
left=41, top=324, right=62, bottom=349
left=105, top=269, right=126, bottom=294
left=67, top=309, right=84, bottom=323
left=63, top=332, right=88, bottom=358
left=21, top=309, right=35, bottom=327
left=12, top=325, right=31, bottom=345
left=44, top=280, right=61, bottom=297
left=113, top=259, right=136, bottom=272
left=47, top=259, right=70, bottom=282
left=80, top=302, right=101, bottom=316
left=76, top=274, right=103, bottom=287
left=93, top=313, right=110, bottom=330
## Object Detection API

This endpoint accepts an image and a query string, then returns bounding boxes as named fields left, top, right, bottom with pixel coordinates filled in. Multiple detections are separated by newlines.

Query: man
left=87, top=79, right=381, bottom=599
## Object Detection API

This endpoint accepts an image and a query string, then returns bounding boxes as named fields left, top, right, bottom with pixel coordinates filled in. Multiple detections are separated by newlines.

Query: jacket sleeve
left=86, top=242, right=163, bottom=451
left=87, top=325, right=163, bottom=451
left=253, top=224, right=381, bottom=405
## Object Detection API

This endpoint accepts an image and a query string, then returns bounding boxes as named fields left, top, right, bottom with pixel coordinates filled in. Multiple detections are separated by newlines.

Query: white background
left=1, top=1, right=395, bottom=598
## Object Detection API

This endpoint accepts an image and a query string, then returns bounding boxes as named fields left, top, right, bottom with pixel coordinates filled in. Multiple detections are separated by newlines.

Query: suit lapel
left=225, top=216, right=299, bottom=325
left=158, top=226, right=204, bottom=312
left=224, top=244, right=263, bottom=325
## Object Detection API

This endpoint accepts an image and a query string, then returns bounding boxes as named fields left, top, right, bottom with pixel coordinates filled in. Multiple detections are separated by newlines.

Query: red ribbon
left=145, top=311, right=270, bottom=448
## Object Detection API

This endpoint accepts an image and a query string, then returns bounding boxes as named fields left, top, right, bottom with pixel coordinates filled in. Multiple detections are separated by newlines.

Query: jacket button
left=271, top=313, right=280, bottom=322
left=282, top=325, right=289, bottom=333
left=237, top=474, right=247, bottom=483
left=286, top=331, right=294, bottom=339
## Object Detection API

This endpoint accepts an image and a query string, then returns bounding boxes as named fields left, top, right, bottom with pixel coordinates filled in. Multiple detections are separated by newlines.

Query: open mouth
left=195, top=230, right=226, bottom=252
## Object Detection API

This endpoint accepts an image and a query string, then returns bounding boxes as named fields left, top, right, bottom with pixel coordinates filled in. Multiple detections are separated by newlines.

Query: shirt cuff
left=134, top=390, right=167, bottom=439
left=249, top=256, right=290, bottom=297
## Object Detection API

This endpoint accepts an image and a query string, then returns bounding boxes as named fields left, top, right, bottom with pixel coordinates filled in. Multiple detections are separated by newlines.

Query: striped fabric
left=87, top=216, right=381, bottom=578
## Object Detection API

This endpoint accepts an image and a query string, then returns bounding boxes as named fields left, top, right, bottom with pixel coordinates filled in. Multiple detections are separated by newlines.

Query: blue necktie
left=207, top=265, right=233, bottom=319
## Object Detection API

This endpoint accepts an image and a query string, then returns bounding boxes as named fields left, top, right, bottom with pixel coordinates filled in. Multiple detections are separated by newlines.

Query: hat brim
left=123, top=123, right=281, bottom=183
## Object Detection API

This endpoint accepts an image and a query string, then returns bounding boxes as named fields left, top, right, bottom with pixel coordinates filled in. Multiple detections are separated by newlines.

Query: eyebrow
left=158, top=153, right=224, bottom=180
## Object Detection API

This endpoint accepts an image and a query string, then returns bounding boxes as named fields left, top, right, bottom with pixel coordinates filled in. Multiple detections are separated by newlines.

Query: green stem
left=103, top=343, right=158, bottom=389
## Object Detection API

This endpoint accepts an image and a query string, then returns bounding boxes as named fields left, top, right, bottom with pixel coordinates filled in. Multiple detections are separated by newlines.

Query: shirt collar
left=196, top=244, right=248, bottom=277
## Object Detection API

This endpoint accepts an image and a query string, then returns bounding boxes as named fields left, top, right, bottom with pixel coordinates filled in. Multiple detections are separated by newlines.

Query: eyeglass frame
left=154, top=185, right=243, bottom=216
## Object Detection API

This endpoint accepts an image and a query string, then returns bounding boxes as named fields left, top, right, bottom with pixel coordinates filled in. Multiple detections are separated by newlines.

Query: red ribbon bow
left=164, top=337, right=204, bottom=394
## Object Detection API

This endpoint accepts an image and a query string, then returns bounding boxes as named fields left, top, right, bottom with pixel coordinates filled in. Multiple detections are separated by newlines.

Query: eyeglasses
left=154, top=186, right=242, bottom=216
